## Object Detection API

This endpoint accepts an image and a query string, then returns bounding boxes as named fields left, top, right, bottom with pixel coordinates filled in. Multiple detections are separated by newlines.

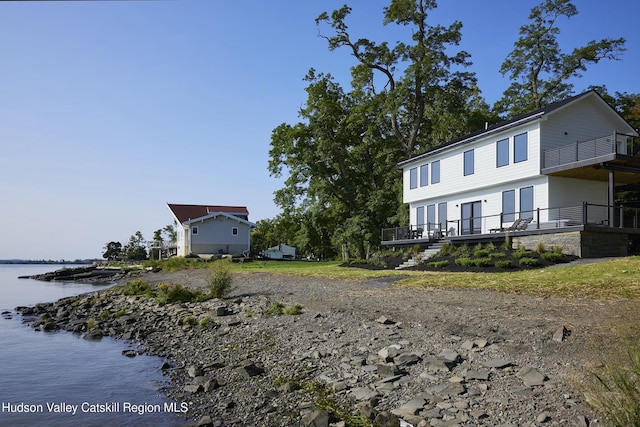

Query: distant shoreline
left=0, top=260, right=100, bottom=265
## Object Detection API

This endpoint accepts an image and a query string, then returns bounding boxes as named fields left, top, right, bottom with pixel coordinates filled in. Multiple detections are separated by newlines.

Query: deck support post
left=609, top=168, right=615, bottom=227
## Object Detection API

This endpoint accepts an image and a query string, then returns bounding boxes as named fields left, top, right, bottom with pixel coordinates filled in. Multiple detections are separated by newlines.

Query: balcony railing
left=382, top=203, right=640, bottom=243
left=543, top=132, right=640, bottom=169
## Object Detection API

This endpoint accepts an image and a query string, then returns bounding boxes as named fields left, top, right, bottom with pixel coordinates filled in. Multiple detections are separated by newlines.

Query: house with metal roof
left=167, top=204, right=256, bottom=257
left=383, top=91, right=640, bottom=257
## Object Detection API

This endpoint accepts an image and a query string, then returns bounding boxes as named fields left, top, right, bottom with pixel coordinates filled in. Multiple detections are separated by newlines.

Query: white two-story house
left=386, top=91, right=640, bottom=257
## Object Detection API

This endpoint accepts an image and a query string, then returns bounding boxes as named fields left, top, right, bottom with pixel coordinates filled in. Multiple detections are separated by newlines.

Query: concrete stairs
left=395, top=241, right=446, bottom=270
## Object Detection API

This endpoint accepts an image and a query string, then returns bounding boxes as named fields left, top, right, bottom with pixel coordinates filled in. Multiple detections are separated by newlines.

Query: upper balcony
left=542, top=132, right=640, bottom=183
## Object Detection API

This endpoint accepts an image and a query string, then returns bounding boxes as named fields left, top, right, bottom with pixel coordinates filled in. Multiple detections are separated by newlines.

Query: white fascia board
left=183, top=212, right=256, bottom=228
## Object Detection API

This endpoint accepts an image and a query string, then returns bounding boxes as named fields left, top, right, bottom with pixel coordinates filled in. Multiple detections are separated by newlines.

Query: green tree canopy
left=496, top=0, right=626, bottom=117
left=123, top=231, right=147, bottom=261
left=102, top=241, right=122, bottom=261
left=316, top=0, right=490, bottom=155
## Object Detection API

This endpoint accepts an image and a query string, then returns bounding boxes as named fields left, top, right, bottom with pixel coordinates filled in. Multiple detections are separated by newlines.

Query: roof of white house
left=167, top=204, right=250, bottom=224
left=398, top=90, right=636, bottom=168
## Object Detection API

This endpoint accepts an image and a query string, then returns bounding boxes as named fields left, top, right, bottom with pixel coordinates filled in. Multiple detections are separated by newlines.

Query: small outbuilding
left=261, top=243, right=296, bottom=260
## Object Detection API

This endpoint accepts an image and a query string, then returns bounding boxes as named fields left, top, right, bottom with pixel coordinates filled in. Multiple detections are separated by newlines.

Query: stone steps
left=395, top=241, right=446, bottom=270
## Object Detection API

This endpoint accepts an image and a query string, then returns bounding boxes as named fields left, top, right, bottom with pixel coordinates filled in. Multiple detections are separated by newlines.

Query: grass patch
left=118, top=278, right=155, bottom=297
left=144, top=257, right=209, bottom=272
left=400, top=256, right=640, bottom=299
left=302, top=381, right=373, bottom=427
left=264, top=302, right=304, bottom=316
left=585, top=344, right=640, bottom=426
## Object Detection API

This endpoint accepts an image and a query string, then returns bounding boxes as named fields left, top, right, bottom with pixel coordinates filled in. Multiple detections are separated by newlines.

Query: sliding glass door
left=461, top=201, right=482, bottom=235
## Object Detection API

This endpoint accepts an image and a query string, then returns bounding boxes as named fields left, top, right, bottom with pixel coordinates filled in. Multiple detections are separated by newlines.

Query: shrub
left=455, top=257, right=474, bottom=267
left=534, top=241, right=546, bottom=254
left=513, top=248, right=532, bottom=259
left=541, top=251, right=563, bottom=262
left=156, top=284, right=202, bottom=305
left=489, top=252, right=506, bottom=258
left=427, top=260, right=450, bottom=268
left=119, top=279, right=154, bottom=297
left=485, top=242, right=496, bottom=252
left=264, top=302, right=303, bottom=316
left=518, top=257, right=539, bottom=266
left=198, top=316, right=216, bottom=329
left=585, top=344, right=640, bottom=427
left=264, top=302, right=285, bottom=315
left=283, top=304, right=304, bottom=315
left=457, top=244, right=471, bottom=257
left=495, top=260, right=512, bottom=268
left=503, top=233, right=512, bottom=250
left=473, top=257, right=493, bottom=267
left=182, top=315, right=197, bottom=326
left=438, top=243, right=456, bottom=256
left=207, top=261, right=234, bottom=298
left=473, top=249, right=490, bottom=258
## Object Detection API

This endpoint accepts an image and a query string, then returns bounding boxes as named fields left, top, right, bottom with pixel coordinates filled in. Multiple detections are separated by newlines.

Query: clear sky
left=1, top=0, right=638, bottom=260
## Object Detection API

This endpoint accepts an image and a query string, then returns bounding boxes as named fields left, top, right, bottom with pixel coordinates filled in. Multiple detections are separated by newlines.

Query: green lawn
left=231, top=257, right=640, bottom=300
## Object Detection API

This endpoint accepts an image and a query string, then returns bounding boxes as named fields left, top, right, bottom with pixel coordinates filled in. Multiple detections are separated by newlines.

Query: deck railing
left=543, top=132, right=640, bottom=168
left=381, top=202, right=640, bottom=243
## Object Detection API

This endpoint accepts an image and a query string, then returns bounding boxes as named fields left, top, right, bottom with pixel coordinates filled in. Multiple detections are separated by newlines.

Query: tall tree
left=124, top=231, right=147, bottom=261
left=269, top=70, right=400, bottom=259
left=269, top=1, right=495, bottom=258
left=496, top=0, right=626, bottom=117
left=316, top=0, right=486, bottom=156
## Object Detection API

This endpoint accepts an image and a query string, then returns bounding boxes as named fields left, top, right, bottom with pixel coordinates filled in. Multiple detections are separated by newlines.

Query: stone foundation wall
left=580, top=231, right=628, bottom=258
left=512, top=232, right=582, bottom=257
left=512, top=230, right=628, bottom=258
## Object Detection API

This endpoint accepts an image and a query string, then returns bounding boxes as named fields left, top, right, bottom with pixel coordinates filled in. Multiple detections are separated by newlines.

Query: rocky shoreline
left=16, top=268, right=635, bottom=427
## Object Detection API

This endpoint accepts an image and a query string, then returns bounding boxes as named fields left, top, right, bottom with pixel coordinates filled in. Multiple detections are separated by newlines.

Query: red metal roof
left=167, top=204, right=249, bottom=223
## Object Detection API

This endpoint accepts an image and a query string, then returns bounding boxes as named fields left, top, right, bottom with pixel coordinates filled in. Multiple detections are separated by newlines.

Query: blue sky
left=1, top=0, right=638, bottom=260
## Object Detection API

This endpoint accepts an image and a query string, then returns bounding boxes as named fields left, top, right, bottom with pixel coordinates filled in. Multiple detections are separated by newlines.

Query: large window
left=514, top=132, right=528, bottom=163
left=427, top=204, right=436, bottom=231
left=420, top=164, right=429, bottom=187
left=438, top=202, right=447, bottom=231
left=410, top=167, right=418, bottom=189
left=416, top=206, right=424, bottom=228
left=497, top=138, right=509, bottom=167
left=431, top=160, right=440, bottom=184
left=502, top=190, right=516, bottom=222
left=520, top=186, right=534, bottom=218
left=464, top=149, right=474, bottom=176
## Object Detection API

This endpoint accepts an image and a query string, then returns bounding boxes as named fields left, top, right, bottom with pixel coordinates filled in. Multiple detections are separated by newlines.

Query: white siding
left=540, top=96, right=632, bottom=152
left=404, top=123, right=541, bottom=205
left=409, top=176, right=550, bottom=234
left=548, top=177, right=607, bottom=207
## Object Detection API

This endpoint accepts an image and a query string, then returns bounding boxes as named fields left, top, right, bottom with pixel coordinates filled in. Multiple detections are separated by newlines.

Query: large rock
left=516, top=367, right=546, bottom=386
left=301, top=409, right=330, bottom=427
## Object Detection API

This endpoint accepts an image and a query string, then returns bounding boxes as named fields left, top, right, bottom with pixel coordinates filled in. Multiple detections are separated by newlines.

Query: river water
left=0, top=264, right=185, bottom=427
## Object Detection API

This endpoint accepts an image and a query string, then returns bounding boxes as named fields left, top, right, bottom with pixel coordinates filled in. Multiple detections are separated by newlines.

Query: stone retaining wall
left=512, top=230, right=628, bottom=258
